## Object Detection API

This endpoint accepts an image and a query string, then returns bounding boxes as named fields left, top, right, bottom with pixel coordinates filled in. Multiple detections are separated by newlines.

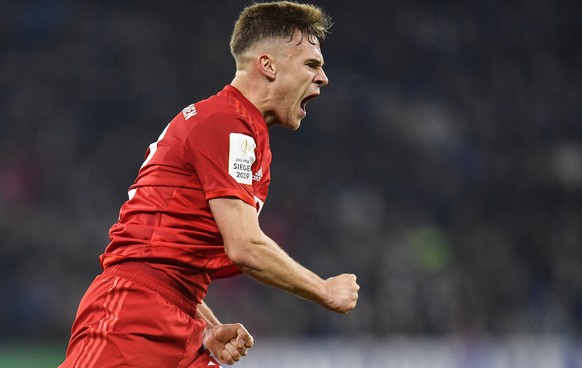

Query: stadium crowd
left=1, top=0, right=581, bottom=341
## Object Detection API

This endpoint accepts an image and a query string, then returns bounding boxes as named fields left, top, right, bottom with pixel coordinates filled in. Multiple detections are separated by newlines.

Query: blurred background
left=1, top=0, right=581, bottom=366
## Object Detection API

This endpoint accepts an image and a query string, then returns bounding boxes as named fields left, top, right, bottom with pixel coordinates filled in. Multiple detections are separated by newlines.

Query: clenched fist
left=323, top=273, right=360, bottom=313
left=203, top=323, right=254, bottom=365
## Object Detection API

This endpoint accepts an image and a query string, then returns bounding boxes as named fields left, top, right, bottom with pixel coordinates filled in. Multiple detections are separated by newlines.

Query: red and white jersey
left=100, top=85, right=271, bottom=300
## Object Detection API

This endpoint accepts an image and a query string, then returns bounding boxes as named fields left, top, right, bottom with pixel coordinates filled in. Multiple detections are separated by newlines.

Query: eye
left=305, top=59, right=323, bottom=69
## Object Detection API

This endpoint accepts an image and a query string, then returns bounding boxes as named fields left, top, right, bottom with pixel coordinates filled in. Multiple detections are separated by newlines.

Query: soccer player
left=59, top=2, right=359, bottom=367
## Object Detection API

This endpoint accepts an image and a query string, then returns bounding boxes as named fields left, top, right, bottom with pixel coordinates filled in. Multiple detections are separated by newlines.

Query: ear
left=257, top=54, right=276, bottom=81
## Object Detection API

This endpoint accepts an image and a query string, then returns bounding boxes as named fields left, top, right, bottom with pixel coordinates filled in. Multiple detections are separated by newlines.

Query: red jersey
left=100, top=85, right=271, bottom=303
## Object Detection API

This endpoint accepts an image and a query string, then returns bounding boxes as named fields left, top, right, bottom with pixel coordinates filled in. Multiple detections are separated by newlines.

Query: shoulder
left=188, top=95, right=255, bottom=136
left=178, top=87, right=265, bottom=143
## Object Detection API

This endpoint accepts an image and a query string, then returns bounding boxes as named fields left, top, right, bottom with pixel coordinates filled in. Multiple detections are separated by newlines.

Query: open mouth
left=300, top=94, right=318, bottom=113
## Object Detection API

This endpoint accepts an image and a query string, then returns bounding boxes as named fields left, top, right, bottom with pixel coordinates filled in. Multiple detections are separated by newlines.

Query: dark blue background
left=1, top=0, right=581, bottom=341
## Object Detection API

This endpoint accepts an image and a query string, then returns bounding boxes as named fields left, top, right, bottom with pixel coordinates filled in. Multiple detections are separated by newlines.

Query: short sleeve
left=186, top=112, right=256, bottom=207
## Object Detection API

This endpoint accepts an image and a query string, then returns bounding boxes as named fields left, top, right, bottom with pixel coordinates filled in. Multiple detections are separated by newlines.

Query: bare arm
left=209, top=197, right=359, bottom=313
left=197, top=300, right=221, bottom=328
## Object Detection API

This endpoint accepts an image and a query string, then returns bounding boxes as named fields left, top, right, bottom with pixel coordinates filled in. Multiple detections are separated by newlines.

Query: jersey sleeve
left=185, top=112, right=257, bottom=207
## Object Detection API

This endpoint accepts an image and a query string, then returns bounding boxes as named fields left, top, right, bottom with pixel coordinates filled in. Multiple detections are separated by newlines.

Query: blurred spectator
left=1, top=0, right=581, bottom=340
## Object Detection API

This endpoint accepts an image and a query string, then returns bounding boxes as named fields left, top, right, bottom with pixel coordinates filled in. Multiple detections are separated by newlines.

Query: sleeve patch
left=228, top=133, right=256, bottom=185
left=182, top=104, right=197, bottom=119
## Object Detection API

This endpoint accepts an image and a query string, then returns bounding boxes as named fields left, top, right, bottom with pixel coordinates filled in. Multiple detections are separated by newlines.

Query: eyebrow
left=306, top=58, right=324, bottom=67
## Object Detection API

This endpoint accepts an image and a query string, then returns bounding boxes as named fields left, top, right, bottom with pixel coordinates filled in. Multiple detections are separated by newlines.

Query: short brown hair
left=230, top=1, right=332, bottom=59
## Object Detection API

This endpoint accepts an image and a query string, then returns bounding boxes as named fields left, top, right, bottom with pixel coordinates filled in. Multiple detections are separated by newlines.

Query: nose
left=315, top=68, right=329, bottom=87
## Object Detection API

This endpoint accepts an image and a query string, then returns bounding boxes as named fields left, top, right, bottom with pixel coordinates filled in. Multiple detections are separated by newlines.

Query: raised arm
left=208, top=197, right=359, bottom=313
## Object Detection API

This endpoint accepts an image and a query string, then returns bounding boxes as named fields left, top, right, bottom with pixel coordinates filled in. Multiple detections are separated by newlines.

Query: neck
left=231, top=73, right=278, bottom=128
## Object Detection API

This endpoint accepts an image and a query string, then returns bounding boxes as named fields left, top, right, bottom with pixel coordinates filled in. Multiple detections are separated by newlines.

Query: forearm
left=236, top=234, right=330, bottom=307
left=209, top=197, right=336, bottom=310
left=197, top=300, right=221, bottom=328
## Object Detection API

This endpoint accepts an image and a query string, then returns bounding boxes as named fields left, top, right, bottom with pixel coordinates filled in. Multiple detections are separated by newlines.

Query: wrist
left=202, top=323, right=220, bottom=346
left=318, top=278, right=336, bottom=311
